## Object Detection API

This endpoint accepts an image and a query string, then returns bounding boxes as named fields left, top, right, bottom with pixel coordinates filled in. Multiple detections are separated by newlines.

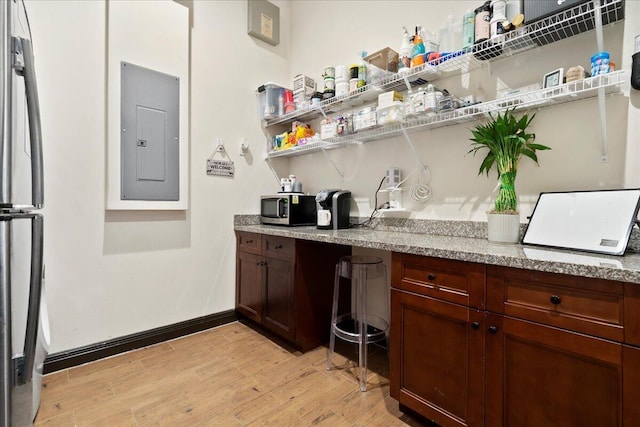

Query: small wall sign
left=207, top=159, right=235, bottom=177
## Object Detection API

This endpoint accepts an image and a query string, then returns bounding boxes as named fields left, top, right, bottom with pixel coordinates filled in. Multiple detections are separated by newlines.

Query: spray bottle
left=399, top=26, right=412, bottom=70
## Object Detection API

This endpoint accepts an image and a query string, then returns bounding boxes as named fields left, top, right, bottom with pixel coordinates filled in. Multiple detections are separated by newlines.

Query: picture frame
left=542, top=68, right=565, bottom=89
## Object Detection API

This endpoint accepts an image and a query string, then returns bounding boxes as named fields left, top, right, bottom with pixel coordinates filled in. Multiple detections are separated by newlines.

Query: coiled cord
left=410, top=167, right=432, bottom=203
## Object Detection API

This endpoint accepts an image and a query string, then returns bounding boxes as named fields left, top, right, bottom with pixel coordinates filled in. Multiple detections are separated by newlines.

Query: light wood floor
left=34, top=321, right=428, bottom=426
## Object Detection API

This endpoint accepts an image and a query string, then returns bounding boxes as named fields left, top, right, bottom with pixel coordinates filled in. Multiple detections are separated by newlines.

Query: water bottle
left=462, top=9, right=475, bottom=49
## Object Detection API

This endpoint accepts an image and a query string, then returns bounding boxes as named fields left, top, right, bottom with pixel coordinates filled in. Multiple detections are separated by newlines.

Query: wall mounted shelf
left=263, top=0, right=625, bottom=161
left=265, top=70, right=627, bottom=159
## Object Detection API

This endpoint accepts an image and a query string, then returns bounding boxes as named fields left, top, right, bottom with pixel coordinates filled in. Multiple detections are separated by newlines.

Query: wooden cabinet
left=485, top=313, right=623, bottom=427
left=235, top=231, right=350, bottom=351
left=486, top=266, right=632, bottom=427
left=391, top=253, right=640, bottom=427
left=390, top=253, right=486, bottom=427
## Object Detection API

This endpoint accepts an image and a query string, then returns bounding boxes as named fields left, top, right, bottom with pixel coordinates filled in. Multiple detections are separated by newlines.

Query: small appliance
left=260, top=194, right=317, bottom=226
left=316, top=189, right=351, bottom=230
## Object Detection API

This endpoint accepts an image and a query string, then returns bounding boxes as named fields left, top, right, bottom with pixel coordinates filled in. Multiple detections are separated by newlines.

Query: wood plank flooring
left=35, top=321, right=428, bottom=426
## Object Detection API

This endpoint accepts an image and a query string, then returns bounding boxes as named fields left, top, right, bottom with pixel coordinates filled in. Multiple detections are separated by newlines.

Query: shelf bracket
left=593, top=0, right=608, bottom=162
left=402, top=75, right=412, bottom=92
left=401, top=129, right=427, bottom=172
left=320, top=147, right=344, bottom=178
left=265, top=157, right=283, bottom=186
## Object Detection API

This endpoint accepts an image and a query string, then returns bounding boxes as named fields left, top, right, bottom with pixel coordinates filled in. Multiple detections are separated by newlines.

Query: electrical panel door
left=121, top=62, right=179, bottom=201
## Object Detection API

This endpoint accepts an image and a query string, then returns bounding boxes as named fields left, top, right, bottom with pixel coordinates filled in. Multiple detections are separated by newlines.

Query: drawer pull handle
left=275, top=244, right=283, bottom=250
left=471, top=322, right=480, bottom=330
left=245, top=240, right=253, bottom=244
left=427, top=274, right=436, bottom=281
left=488, top=326, right=498, bottom=335
left=550, top=295, right=562, bottom=305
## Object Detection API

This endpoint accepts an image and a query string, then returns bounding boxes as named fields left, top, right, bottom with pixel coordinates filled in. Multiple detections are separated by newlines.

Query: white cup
left=317, top=209, right=331, bottom=226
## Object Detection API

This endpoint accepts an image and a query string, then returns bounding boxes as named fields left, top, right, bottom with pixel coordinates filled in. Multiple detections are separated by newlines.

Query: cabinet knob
left=550, top=295, right=562, bottom=305
left=275, top=244, right=283, bottom=250
left=471, top=322, right=480, bottom=330
left=427, top=274, right=436, bottom=281
left=488, top=325, right=498, bottom=335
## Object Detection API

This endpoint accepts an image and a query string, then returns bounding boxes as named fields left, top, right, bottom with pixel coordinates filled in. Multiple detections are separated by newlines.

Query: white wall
left=28, top=0, right=289, bottom=353
left=25, top=0, right=639, bottom=354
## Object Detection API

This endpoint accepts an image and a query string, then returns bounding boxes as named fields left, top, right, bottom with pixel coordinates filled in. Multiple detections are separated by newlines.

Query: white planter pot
left=487, top=212, right=521, bottom=243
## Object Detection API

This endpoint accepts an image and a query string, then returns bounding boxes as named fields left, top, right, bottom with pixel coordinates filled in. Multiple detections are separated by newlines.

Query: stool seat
left=326, top=255, right=389, bottom=392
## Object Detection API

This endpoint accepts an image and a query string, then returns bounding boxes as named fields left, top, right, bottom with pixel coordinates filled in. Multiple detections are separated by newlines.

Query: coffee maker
left=316, top=189, right=351, bottom=230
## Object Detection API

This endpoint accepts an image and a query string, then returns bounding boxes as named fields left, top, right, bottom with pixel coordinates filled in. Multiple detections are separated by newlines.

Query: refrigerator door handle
left=17, top=212, right=43, bottom=385
left=12, top=36, right=43, bottom=209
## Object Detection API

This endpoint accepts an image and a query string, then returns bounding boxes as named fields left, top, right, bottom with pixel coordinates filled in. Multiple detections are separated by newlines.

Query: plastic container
left=335, top=80, right=349, bottom=97
left=376, top=101, right=405, bottom=125
left=399, top=27, right=412, bottom=70
left=439, top=15, right=462, bottom=53
left=591, top=51, right=610, bottom=76
left=256, top=82, right=286, bottom=120
left=354, top=107, right=377, bottom=131
left=283, top=89, right=295, bottom=114
left=462, top=9, right=475, bottom=49
left=335, top=65, right=348, bottom=82
left=474, top=1, right=491, bottom=44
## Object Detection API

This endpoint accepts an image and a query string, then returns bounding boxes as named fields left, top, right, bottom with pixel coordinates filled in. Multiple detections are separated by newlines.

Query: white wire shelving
left=264, top=0, right=625, bottom=159
left=266, top=70, right=627, bottom=159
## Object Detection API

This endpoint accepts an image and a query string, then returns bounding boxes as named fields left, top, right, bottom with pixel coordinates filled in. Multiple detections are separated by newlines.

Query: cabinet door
left=485, top=314, right=623, bottom=427
left=262, top=257, right=295, bottom=341
left=390, top=289, right=485, bottom=427
left=236, top=251, right=262, bottom=323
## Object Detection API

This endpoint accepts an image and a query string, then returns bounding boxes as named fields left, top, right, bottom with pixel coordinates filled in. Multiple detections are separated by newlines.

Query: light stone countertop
left=234, top=218, right=640, bottom=284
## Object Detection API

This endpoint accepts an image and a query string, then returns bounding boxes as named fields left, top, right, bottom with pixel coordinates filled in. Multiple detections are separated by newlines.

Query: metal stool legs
left=326, top=256, right=388, bottom=392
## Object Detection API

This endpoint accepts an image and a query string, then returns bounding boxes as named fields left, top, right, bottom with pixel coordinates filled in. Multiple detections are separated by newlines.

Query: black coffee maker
left=315, top=189, right=351, bottom=230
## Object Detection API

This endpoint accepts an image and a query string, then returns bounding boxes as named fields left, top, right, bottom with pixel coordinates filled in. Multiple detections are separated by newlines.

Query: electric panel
left=121, top=62, right=179, bottom=201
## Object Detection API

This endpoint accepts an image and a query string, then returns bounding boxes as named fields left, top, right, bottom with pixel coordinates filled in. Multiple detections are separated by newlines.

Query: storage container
left=378, top=91, right=403, bottom=108
left=376, top=102, right=404, bottom=125
left=256, top=83, right=286, bottom=120
left=354, top=107, right=378, bottom=131
left=364, top=47, right=400, bottom=73
left=321, top=119, right=337, bottom=140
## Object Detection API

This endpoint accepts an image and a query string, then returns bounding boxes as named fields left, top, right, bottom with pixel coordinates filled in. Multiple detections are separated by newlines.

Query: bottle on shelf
left=474, top=1, right=491, bottom=44
left=410, top=26, right=426, bottom=67
left=399, top=26, right=412, bottom=70
left=462, top=9, right=475, bottom=49
left=490, top=0, right=507, bottom=39
left=358, top=51, right=367, bottom=88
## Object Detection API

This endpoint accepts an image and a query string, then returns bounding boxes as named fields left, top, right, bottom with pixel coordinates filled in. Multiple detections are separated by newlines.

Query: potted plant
left=468, top=109, right=550, bottom=243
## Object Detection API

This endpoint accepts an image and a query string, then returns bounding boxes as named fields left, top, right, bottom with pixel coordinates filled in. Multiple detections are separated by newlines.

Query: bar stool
left=326, top=255, right=389, bottom=391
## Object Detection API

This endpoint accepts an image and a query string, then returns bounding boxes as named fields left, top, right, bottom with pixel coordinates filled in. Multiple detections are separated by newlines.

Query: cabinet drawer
left=263, top=235, right=295, bottom=261
left=391, top=253, right=485, bottom=308
left=487, top=266, right=624, bottom=342
left=237, top=231, right=261, bottom=255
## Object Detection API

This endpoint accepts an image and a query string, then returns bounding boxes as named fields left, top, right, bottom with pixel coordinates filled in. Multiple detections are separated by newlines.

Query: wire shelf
left=262, top=0, right=624, bottom=131
left=265, top=70, right=627, bottom=158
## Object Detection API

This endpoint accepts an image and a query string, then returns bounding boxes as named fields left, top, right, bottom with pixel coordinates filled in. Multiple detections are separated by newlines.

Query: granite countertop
left=234, top=216, right=640, bottom=284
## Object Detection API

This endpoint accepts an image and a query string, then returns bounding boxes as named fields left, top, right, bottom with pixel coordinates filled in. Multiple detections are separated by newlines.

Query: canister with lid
left=490, top=0, right=506, bottom=39
left=474, top=1, right=491, bottom=44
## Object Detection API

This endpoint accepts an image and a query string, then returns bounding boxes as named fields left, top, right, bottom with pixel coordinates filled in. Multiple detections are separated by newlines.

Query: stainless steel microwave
left=260, top=194, right=317, bottom=226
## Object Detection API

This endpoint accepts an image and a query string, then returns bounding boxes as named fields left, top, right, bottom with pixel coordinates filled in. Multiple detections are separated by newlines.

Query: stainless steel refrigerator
left=0, top=0, right=50, bottom=426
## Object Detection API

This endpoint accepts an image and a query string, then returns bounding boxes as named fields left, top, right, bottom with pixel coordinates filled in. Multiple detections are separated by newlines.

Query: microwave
left=260, top=194, right=317, bottom=226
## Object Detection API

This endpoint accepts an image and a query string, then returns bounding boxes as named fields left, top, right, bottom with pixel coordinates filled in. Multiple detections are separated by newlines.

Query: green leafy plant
left=468, top=109, right=550, bottom=213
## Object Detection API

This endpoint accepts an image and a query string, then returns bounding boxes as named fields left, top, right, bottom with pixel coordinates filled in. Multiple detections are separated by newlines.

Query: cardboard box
left=364, top=47, right=399, bottom=73
left=378, top=91, right=403, bottom=107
